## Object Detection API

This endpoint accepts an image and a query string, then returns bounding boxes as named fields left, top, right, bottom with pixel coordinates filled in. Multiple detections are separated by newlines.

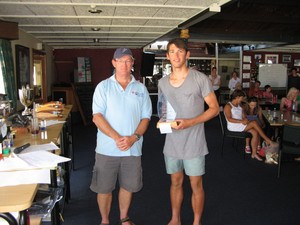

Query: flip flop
left=119, top=217, right=135, bottom=225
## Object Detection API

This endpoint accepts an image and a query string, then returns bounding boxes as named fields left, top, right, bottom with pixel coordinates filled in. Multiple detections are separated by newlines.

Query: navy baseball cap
left=113, top=47, right=133, bottom=59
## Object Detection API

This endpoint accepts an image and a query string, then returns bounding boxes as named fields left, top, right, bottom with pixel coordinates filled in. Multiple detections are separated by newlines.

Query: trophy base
left=157, top=119, right=178, bottom=128
left=21, top=107, right=32, bottom=116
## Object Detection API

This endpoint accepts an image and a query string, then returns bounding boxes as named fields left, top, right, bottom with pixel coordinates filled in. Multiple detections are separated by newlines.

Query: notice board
left=258, top=64, right=287, bottom=88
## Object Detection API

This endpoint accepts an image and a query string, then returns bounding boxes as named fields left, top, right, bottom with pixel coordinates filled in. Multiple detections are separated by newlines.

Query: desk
left=0, top=105, right=72, bottom=225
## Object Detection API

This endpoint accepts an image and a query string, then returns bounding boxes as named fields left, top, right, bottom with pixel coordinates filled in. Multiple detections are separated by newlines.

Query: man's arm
left=93, top=113, right=121, bottom=141
left=134, top=118, right=150, bottom=137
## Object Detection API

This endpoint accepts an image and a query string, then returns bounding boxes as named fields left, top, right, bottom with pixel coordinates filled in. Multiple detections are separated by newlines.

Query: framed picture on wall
left=15, top=44, right=30, bottom=90
left=282, top=55, right=291, bottom=63
left=265, top=54, right=278, bottom=64
left=254, top=54, right=262, bottom=60
left=294, top=59, right=300, bottom=66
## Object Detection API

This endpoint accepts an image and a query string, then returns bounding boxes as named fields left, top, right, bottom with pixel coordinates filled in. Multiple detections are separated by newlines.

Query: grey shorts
left=164, top=155, right=205, bottom=176
left=90, top=153, right=143, bottom=194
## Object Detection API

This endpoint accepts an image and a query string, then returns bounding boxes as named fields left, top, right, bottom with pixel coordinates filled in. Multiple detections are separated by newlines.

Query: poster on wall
left=15, top=45, right=30, bottom=90
left=265, top=54, right=278, bottom=64
left=243, top=72, right=250, bottom=79
left=243, top=82, right=250, bottom=88
left=242, top=64, right=251, bottom=70
left=243, top=55, right=251, bottom=63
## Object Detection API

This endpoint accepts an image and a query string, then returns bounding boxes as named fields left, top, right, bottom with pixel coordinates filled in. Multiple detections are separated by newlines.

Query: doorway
left=32, top=49, right=46, bottom=103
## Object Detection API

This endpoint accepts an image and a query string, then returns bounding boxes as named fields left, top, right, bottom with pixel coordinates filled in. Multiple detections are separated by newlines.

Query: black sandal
left=119, top=217, right=135, bottom=225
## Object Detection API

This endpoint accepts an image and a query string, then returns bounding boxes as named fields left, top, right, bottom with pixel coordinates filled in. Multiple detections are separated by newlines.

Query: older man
left=90, top=47, right=152, bottom=225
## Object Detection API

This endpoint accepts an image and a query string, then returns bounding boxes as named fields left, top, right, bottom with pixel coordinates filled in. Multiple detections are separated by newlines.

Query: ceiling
left=0, top=0, right=300, bottom=52
left=0, top=0, right=230, bottom=49
left=155, top=0, right=300, bottom=52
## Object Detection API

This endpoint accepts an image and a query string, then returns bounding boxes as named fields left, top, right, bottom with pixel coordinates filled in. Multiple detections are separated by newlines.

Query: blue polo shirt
left=92, top=75, right=152, bottom=156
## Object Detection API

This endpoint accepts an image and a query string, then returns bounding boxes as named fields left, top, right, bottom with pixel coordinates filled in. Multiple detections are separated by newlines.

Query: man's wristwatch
left=134, top=133, right=141, bottom=141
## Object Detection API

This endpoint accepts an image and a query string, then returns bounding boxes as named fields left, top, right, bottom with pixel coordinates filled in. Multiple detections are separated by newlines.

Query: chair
left=0, top=213, right=18, bottom=225
left=219, top=111, right=252, bottom=156
left=277, top=125, right=300, bottom=178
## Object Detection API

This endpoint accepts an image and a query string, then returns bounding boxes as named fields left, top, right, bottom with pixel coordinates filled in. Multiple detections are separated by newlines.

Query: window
left=0, top=61, right=5, bottom=94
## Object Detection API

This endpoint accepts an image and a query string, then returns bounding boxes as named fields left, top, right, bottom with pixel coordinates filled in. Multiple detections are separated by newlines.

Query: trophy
left=157, top=91, right=177, bottom=129
left=18, top=85, right=34, bottom=115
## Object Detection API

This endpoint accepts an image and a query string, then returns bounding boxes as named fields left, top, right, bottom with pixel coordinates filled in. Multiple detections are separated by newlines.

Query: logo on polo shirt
left=131, top=90, right=144, bottom=97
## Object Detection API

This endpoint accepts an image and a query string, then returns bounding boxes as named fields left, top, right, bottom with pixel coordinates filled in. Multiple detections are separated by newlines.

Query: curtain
left=0, top=39, right=17, bottom=109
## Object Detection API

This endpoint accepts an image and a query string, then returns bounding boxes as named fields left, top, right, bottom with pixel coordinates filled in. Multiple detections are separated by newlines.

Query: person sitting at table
left=244, top=96, right=266, bottom=157
left=224, top=90, right=277, bottom=161
left=262, top=84, right=273, bottom=101
left=228, top=71, right=241, bottom=94
left=248, top=80, right=263, bottom=98
left=280, top=87, right=299, bottom=111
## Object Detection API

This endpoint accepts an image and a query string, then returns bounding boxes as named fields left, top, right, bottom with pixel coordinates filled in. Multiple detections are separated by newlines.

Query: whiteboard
left=258, top=64, right=287, bottom=88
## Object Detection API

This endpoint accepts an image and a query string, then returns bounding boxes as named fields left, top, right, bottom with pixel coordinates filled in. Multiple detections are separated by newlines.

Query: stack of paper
left=0, top=142, right=71, bottom=187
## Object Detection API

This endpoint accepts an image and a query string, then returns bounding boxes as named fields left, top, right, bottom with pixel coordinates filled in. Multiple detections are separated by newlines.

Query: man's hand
left=172, top=119, right=192, bottom=130
left=116, top=136, right=136, bottom=151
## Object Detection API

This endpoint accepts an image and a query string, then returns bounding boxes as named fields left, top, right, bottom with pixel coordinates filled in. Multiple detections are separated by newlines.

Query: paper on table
left=0, top=154, right=34, bottom=171
left=20, top=142, right=59, bottom=154
left=0, top=169, right=50, bottom=187
left=46, top=120, right=66, bottom=127
left=18, top=151, right=71, bottom=168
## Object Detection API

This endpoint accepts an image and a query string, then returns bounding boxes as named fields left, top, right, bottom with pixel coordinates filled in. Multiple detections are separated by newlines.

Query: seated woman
left=248, top=80, right=263, bottom=98
left=244, top=97, right=266, bottom=157
left=280, top=87, right=299, bottom=111
left=224, top=90, right=276, bottom=161
left=262, top=84, right=273, bottom=101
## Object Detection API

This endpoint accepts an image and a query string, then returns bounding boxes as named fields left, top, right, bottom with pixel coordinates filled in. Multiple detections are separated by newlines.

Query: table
left=262, top=110, right=300, bottom=127
left=13, top=105, right=73, bottom=147
left=263, top=110, right=300, bottom=141
left=0, top=105, right=73, bottom=225
left=0, top=184, right=41, bottom=225
left=0, top=184, right=38, bottom=212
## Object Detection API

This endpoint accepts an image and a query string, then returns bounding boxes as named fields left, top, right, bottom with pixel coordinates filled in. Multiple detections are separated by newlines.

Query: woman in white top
left=228, top=71, right=241, bottom=94
left=224, top=90, right=276, bottom=161
left=209, top=66, right=221, bottom=101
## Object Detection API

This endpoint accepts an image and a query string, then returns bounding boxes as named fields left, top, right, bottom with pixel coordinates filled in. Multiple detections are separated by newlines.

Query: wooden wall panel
left=0, top=20, right=18, bottom=40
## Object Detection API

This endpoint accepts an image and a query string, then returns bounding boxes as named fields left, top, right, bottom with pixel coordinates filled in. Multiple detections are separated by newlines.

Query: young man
left=90, top=47, right=152, bottom=225
left=157, top=38, right=219, bottom=225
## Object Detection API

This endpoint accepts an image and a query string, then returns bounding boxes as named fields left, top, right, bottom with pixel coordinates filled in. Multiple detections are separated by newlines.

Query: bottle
left=0, top=142, right=3, bottom=160
left=40, top=119, right=46, bottom=131
left=273, top=107, right=277, bottom=118
left=2, top=139, right=10, bottom=156
left=292, top=100, right=298, bottom=112
left=7, top=132, right=14, bottom=147
left=273, top=95, right=276, bottom=104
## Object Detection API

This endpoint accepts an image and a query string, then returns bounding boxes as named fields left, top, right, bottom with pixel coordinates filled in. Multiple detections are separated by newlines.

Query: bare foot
left=168, top=220, right=181, bottom=225
left=252, top=154, right=263, bottom=161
